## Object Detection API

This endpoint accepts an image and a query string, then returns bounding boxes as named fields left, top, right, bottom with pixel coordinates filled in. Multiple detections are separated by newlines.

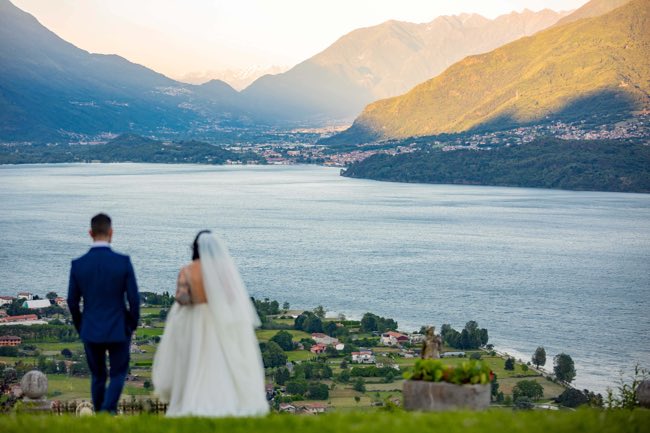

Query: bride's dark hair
left=192, top=230, right=212, bottom=260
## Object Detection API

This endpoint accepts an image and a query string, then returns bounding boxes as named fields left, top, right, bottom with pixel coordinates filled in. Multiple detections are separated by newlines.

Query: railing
left=50, top=398, right=168, bottom=415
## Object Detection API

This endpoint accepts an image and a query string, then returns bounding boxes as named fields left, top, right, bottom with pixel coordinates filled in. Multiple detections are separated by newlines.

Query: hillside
left=0, top=134, right=264, bottom=164
left=0, top=0, right=245, bottom=142
left=342, top=138, right=650, bottom=193
left=241, top=9, right=568, bottom=123
left=330, top=0, right=648, bottom=143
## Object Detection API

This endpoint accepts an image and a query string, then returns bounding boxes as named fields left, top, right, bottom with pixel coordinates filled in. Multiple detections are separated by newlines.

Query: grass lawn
left=499, top=376, right=566, bottom=400
left=46, top=374, right=91, bottom=401
left=140, top=307, right=162, bottom=315
left=35, top=342, right=84, bottom=352
left=286, top=350, right=316, bottom=362
left=2, top=410, right=648, bottom=433
left=255, top=330, right=311, bottom=342
left=135, top=328, right=164, bottom=338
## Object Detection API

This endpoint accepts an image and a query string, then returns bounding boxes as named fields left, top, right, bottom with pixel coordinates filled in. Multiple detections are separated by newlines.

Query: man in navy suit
left=67, top=213, right=140, bottom=414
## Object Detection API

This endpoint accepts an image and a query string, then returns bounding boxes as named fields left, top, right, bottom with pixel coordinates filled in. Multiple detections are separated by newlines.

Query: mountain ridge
left=328, top=0, right=648, bottom=143
left=241, top=8, right=570, bottom=123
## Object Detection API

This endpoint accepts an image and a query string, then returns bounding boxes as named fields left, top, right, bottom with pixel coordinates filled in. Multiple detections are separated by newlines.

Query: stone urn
left=637, top=380, right=650, bottom=408
left=403, top=380, right=491, bottom=411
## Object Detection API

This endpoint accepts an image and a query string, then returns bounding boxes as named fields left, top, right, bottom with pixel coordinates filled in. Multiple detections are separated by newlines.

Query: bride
left=152, top=230, right=269, bottom=417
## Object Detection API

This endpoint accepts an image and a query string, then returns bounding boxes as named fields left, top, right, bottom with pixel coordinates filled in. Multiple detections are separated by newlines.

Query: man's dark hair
left=192, top=230, right=212, bottom=260
left=91, top=213, right=112, bottom=236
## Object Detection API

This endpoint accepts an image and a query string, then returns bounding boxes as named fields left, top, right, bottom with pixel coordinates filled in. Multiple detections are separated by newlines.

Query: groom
left=67, top=213, right=140, bottom=413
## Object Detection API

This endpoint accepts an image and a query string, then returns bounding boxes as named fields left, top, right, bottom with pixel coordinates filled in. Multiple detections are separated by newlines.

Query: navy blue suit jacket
left=67, top=246, right=140, bottom=343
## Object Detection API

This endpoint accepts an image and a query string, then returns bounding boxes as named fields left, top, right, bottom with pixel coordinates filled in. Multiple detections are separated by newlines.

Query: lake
left=1, top=163, right=649, bottom=393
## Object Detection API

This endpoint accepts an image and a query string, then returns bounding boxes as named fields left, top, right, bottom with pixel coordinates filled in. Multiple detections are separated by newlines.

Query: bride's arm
left=175, top=267, right=192, bottom=305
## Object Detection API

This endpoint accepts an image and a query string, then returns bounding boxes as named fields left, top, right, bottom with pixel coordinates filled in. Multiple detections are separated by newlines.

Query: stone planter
left=637, top=380, right=650, bottom=408
left=403, top=380, right=490, bottom=411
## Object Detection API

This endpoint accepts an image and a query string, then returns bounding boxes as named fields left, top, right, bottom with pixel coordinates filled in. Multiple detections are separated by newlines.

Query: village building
left=54, top=297, right=67, bottom=307
left=0, top=296, right=14, bottom=307
left=310, top=343, right=327, bottom=354
left=310, top=333, right=339, bottom=346
left=380, top=331, right=409, bottom=346
left=0, top=314, right=47, bottom=326
left=17, top=292, right=34, bottom=300
left=441, top=351, right=466, bottom=358
left=0, top=335, right=21, bottom=346
left=351, top=350, right=375, bottom=364
left=24, top=299, right=52, bottom=309
left=409, top=333, right=426, bottom=344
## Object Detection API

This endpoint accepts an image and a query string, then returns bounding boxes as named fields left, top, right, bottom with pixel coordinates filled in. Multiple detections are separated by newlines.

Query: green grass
left=255, top=330, right=311, bottom=342
left=37, top=342, right=84, bottom=352
left=286, top=351, right=316, bottom=362
left=1, top=409, right=648, bottom=433
left=135, top=328, right=163, bottom=338
left=46, top=374, right=91, bottom=401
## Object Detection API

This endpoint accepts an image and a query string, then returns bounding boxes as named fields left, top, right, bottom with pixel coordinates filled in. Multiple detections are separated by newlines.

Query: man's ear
left=88, top=229, right=94, bottom=239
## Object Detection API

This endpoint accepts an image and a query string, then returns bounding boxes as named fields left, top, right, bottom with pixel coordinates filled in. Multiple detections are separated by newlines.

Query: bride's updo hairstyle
left=192, top=230, right=212, bottom=260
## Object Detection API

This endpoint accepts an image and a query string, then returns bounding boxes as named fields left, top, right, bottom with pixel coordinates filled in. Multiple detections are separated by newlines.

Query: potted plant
left=402, top=359, right=493, bottom=411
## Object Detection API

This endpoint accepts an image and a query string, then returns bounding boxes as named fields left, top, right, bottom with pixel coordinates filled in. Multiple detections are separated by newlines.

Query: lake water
left=1, top=163, right=649, bottom=393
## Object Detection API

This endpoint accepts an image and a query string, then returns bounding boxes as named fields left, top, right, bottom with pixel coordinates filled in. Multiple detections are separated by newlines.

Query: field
left=1, top=410, right=648, bottom=433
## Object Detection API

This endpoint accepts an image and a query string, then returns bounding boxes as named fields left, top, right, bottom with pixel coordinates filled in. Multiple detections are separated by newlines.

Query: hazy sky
left=13, top=0, right=589, bottom=78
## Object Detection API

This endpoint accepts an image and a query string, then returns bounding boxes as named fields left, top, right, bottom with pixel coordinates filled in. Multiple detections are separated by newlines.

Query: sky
left=12, top=0, right=590, bottom=79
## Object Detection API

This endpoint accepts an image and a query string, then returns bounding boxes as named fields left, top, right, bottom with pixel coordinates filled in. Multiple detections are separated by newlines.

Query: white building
left=351, top=350, right=375, bottom=364
left=23, top=299, right=51, bottom=309
left=380, top=331, right=409, bottom=346
left=17, top=292, right=33, bottom=301
left=0, top=296, right=14, bottom=307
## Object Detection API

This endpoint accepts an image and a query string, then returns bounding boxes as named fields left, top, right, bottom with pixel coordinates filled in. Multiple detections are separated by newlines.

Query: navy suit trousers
left=83, top=340, right=131, bottom=413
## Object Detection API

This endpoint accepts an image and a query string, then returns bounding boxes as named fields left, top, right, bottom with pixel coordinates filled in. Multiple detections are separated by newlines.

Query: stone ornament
left=637, top=380, right=650, bottom=408
left=76, top=401, right=95, bottom=416
left=421, top=326, right=442, bottom=359
left=20, top=370, right=48, bottom=400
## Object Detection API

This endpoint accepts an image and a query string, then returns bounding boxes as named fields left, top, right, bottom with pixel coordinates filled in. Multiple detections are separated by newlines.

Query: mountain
left=554, top=0, right=631, bottom=25
left=0, top=0, right=244, bottom=142
left=177, top=65, right=289, bottom=90
left=241, top=9, right=569, bottom=124
left=329, top=0, right=647, bottom=143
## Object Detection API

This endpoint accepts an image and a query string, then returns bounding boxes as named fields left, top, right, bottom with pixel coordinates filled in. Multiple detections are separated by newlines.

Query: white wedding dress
left=152, top=234, right=269, bottom=417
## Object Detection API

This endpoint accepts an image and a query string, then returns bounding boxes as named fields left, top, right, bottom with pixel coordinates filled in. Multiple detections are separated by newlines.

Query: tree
left=555, top=388, right=589, bottom=408
left=270, top=330, right=294, bottom=351
left=282, top=301, right=290, bottom=311
left=294, top=312, right=323, bottom=333
left=353, top=377, right=366, bottom=393
left=46, top=291, right=58, bottom=300
left=505, top=357, right=515, bottom=371
left=554, top=353, right=576, bottom=383
left=512, top=380, right=544, bottom=401
left=274, top=367, right=290, bottom=386
left=286, top=380, right=308, bottom=396
left=307, top=383, right=329, bottom=400
left=513, top=396, right=534, bottom=410
left=338, top=370, right=351, bottom=383
left=491, top=373, right=500, bottom=401
left=262, top=341, right=287, bottom=368
left=143, top=380, right=152, bottom=390
left=313, top=305, right=326, bottom=319
left=324, top=321, right=338, bottom=337
left=532, top=347, right=546, bottom=369
left=60, top=348, right=73, bottom=358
